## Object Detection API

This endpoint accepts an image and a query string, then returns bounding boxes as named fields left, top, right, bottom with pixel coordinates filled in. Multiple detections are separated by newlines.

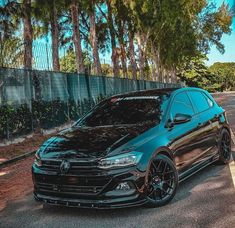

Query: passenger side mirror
left=173, top=113, right=192, bottom=124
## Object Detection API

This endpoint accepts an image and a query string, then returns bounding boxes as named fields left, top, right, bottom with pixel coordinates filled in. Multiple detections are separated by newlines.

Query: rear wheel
left=218, top=128, right=231, bottom=164
left=146, top=154, right=178, bottom=207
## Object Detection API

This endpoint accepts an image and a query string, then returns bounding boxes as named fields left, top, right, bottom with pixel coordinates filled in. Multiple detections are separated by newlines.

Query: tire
left=146, top=154, right=178, bottom=207
left=218, top=128, right=232, bottom=165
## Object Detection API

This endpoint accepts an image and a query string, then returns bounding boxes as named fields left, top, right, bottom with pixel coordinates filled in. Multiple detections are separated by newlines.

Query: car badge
left=60, top=160, right=70, bottom=174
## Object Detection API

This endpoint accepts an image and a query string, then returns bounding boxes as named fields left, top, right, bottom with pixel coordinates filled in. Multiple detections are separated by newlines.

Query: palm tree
left=22, top=0, right=33, bottom=69
left=106, top=0, right=119, bottom=77
left=51, top=0, right=60, bottom=71
left=0, top=1, right=17, bottom=66
left=70, top=0, right=84, bottom=74
left=86, top=1, right=101, bottom=75
left=34, top=0, right=61, bottom=71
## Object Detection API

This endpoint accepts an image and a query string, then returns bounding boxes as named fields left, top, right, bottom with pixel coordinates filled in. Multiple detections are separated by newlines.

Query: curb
left=0, top=150, right=36, bottom=169
left=211, top=91, right=235, bottom=95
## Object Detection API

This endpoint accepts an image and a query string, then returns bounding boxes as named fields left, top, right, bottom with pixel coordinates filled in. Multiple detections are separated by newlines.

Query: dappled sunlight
left=229, top=161, right=235, bottom=187
left=0, top=158, right=7, bottom=163
left=0, top=171, right=9, bottom=177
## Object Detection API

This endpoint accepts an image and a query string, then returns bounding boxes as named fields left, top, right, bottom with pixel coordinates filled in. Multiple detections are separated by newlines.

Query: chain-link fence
left=0, top=67, right=180, bottom=140
left=0, top=40, right=109, bottom=72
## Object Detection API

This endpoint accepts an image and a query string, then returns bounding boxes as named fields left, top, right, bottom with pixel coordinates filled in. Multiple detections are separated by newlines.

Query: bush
left=0, top=95, right=106, bottom=140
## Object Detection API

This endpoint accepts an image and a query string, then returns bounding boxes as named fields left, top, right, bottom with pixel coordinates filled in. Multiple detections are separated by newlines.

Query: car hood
left=39, top=122, right=156, bottom=159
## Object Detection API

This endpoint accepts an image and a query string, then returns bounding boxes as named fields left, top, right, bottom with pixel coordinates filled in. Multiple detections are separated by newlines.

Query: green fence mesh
left=0, top=67, right=180, bottom=140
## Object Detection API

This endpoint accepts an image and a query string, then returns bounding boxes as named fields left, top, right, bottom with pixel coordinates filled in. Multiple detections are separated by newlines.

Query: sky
left=206, top=0, right=235, bottom=65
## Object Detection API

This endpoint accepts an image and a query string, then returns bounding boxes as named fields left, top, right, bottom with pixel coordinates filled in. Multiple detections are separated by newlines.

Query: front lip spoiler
left=34, top=192, right=147, bottom=209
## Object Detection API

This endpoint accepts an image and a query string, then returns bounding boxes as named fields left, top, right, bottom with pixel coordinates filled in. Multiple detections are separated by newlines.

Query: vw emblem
left=60, top=160, right=70, bottom=174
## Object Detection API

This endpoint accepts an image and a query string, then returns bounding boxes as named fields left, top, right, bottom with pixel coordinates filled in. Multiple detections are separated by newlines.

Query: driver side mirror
left=173, top=113, right=192, bottom=124
left=166, top=113, right=192, bottom=129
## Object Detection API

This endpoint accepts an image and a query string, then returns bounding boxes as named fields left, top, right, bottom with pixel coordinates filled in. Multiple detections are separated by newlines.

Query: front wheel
left=218, top=128, right=232, bottom=164
left=146, top=154, right=178, bottom=207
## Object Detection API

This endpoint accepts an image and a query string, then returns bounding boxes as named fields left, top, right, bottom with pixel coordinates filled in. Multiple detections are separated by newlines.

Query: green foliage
left=0, top=0, right=233, bottom=80
left=197, top=2, right=232, bottom=54
left=0, top=37, right=24, bottom=68
left=209, top=62, right=235, bottom=91
left=0, top=103, right=32, bottom=139
left=177, top=54, right=235, bottom=92
left=0, top=98, right=98, bottom=140
left=60, top=49, right=92, bottom=73
left=60, top=50, right=77, bottom=73
left=101, top=63, right=112, bottom=76
left=60, top=49, right=114, bottom=76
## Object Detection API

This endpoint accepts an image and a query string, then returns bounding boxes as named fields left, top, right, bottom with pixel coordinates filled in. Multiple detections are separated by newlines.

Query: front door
left=187, top=91, right=219, bottom=162
left=166, top=91, right=208, bottom=174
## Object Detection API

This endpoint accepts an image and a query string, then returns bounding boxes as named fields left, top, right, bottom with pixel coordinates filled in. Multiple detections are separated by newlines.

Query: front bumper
left=32, top=163, right=147, bottom=209
left=34, top=192, right=146, bottom=209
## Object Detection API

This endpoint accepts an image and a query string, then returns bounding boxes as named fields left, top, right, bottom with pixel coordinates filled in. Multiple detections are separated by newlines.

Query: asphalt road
left=1, top=93, right=235, bottom=228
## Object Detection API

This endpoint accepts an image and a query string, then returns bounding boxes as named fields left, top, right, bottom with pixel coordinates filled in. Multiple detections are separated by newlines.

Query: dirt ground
left=0, top=133, right=54, bottom=163
left=0, top=156, right=34, bottom=211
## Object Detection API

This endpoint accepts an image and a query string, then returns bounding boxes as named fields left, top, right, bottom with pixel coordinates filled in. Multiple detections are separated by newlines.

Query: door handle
left=198, top=123, right=203, bottom=127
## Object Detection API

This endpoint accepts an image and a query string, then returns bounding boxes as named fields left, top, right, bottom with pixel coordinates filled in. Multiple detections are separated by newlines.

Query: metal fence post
left=85, top=68, right=92, bottom=100
left=102, top=75, right=106, bottom=96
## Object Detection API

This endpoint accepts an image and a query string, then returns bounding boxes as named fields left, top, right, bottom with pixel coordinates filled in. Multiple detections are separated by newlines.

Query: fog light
left=115, top=182, right=131, bottom=191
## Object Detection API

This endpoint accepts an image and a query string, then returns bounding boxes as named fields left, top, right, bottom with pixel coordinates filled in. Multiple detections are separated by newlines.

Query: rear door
left=187, top=91, right=219, bottom=161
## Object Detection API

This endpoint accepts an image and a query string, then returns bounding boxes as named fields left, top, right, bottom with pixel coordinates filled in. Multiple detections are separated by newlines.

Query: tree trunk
left=118, top=24, right=127, bottom=78
left=128, top=33, right=137, bottom=80
left=51, top=1, right=60, bottom=71
left=171, top=66, right=177, bottom=83
left=107, top=1, right=119, bottom=77
left=89, top=9, right=101, bottom=75
left=136, top=31, right=150, bottom=80
left=159, top=65, right=164, bottom=83
left=136, top=34, right=144, bottom=80
left=120, top=43, right=127, bottom=78
left=70, top=0, right=84, bottom=74
left=23, top=0, right=32, bottom=69
left=151, top=44, right=160, bottom=81
left=165, top=70, right=169, bottom=83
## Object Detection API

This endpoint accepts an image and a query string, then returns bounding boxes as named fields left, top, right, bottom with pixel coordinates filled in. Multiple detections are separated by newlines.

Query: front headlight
left=98, top=151, right=143, bottom=169
left=34, top=150, right=42, bottom=167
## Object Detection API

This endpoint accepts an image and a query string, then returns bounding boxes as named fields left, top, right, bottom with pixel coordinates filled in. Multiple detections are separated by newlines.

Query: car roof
left=111, top=87, right=179, bottom=99
left=110, top=87, right=207, bottom=99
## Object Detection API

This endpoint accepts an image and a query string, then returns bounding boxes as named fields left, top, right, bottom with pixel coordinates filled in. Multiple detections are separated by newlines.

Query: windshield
left=80, top=96, right=163, bottom=127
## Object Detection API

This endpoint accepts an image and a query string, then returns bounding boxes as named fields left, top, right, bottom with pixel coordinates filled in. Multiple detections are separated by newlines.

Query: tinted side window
left=170, top=92, right=194, bottom=118
left=188, top=91, right=210, bottom=113
left=204, top=94, right=214, bottom=107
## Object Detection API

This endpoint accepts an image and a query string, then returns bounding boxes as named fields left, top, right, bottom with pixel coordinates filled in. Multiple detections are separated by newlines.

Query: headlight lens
left=34, top=150, right=42, bottom=167
left=98, top=151, right=143, bottom=169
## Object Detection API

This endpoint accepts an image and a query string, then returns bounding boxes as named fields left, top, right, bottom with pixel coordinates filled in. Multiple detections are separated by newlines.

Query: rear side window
left=170, top=92, right=194, bottom=118
left=188, top=91, right=210, bottom=113
left=205, top=95, right=214, bottom=107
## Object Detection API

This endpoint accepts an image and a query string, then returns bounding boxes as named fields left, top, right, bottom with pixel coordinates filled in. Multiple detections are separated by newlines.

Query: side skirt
left=178, top=155, right=219, bottom=183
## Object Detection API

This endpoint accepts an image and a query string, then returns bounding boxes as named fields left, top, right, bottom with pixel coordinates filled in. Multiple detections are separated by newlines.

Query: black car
left=32, top=87, right=231, bottom=208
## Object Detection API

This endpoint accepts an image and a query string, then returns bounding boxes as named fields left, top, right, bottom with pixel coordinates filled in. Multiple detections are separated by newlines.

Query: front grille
left=36, top=182, right=103, bottom=195
left=35, top=159, right=111, bottom=196
left=41, top=159, right=99, bottom=174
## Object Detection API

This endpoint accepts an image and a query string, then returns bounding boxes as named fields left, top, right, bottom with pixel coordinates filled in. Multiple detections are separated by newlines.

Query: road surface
left=0, top=93, right=235, bottom=228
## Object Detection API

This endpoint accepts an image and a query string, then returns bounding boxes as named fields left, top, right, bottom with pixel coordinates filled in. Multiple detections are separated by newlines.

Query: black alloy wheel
left=146, top=154, right=178, bottom=207
left=218, top=128, right=232, bottom=164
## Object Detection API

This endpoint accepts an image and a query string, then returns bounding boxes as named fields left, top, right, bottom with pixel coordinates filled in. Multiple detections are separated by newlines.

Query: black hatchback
left=32, top=87, right=231, bottom=208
